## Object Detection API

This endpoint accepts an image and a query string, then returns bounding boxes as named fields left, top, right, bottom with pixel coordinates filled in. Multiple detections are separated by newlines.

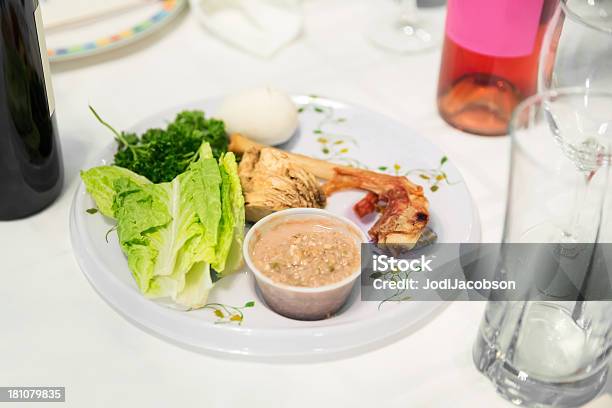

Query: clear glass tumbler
left=473, top=88, right=612, bottom=407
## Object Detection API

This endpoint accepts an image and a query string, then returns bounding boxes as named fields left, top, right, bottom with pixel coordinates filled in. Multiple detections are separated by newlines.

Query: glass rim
left=509, top=86, right=612, bottom=135
left=509, top=87, right=612, bottom=174
left=561, top=0, right=612, bottom=35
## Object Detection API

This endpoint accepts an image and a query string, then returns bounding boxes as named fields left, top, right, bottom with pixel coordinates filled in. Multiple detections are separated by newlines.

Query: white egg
left=217, top=87, right=298, bottom=146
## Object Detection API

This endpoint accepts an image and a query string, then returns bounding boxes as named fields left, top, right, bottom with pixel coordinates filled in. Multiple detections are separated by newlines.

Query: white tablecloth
left=2, top=1, right=609, bottom=407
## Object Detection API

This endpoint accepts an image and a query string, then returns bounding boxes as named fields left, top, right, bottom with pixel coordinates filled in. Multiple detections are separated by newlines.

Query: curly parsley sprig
left=89, top=106, right=228, bottom=183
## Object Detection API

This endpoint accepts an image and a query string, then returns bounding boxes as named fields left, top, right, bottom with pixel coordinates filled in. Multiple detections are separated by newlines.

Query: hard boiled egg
left=217, top=87, right=298, bottom=146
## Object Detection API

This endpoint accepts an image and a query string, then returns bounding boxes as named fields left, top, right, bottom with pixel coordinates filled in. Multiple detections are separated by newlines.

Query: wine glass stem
left=565, top=166, right=606, bottom=243
left=397, top=0, right=418, bottom=24
left=570, top=173, right=591, bottom=238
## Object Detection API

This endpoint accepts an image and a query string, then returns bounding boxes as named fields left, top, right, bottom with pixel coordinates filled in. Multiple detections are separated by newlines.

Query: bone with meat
left=237, top=146, right=326, bottom=222
left=229, top=133, right=429, bottom=247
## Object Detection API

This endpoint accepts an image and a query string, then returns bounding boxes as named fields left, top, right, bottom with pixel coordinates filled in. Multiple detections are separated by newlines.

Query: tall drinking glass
left=540, top=0, right=612, bottom=91
left=473, top=88, right=612, bottom=407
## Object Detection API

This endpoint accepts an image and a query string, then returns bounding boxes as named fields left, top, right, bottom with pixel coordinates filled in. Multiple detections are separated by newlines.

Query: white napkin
left=190, top=0, right=303, bottom=58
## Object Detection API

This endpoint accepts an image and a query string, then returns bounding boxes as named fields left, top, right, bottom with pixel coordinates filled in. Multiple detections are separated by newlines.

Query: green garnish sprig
left=203, top=301, right=256, bottom=325
left=89, top=106, right=228, bottom=183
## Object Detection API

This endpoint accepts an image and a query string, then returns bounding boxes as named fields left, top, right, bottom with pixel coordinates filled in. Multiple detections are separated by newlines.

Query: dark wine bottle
left=0, top=0, right=63, bottom=220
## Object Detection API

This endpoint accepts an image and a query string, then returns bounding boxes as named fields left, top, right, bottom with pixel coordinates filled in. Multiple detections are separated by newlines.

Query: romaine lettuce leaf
left=175, top=262, right=213, bottom=309
left=80, top=142, right=245, bottom=309
left=81, top=166, right=150, bottom=218
left=213, top=152, right=245, bottom=274
left=110, top=143, right=222, bottom=307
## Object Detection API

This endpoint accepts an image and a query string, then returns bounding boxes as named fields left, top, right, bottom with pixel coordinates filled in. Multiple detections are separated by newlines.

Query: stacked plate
left=42, top=0, right=187, bottom=62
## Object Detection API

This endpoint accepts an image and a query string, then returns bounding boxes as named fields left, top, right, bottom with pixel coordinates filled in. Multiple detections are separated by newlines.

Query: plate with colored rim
left=69, top=95, right=481, bottom=360
left=42, top=0, right=186, bottom=63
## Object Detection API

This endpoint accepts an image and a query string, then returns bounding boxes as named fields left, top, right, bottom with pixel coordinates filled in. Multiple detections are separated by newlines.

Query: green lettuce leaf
left=174, top=262, right=213, bottom=309
left=112, top=180, right=174, bottom=295
left=80, top=142, right=245, bottom=309
left=81, top=166, right=150, bottom=218
left=213, top=152, right=245, bottom=274
left=87, top=143, right=221, bottom=308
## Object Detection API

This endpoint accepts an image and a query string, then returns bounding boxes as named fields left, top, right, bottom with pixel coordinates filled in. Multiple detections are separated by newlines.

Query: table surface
left=2, top=1, right=610, bottom=407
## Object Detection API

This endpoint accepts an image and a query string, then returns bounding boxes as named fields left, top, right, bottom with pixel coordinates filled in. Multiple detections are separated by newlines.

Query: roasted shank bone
left=229, top=133, right=429, bottom=247
left=238, top=147, right=326, bottom=222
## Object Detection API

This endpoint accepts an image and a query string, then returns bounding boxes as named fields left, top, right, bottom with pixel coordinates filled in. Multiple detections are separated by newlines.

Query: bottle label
left=34, top=4, right=55, bottom=117
left=446, top=0, right=545, bottom=58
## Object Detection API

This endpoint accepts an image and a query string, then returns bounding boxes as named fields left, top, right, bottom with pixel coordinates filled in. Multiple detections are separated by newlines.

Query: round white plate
left=70, top=95, right=481, bottom=360
left=42, top=0, right=186, bottom=63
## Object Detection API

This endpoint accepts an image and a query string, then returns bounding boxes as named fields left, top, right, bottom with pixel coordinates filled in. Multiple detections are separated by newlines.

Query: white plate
left=70, top=95, right=481, bottom=360
left=42, top=0, right=186, bottom=63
